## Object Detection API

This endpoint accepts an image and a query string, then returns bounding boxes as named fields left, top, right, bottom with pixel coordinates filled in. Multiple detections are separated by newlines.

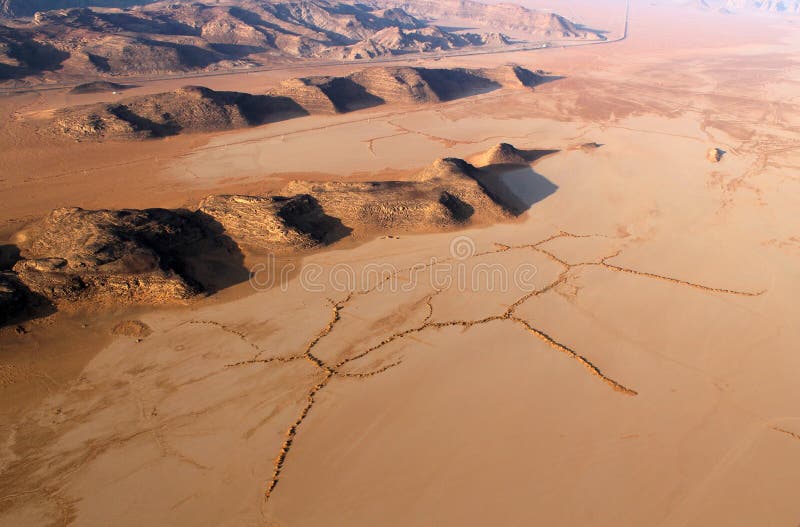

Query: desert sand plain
left=2, top=1, right=800, bottom=526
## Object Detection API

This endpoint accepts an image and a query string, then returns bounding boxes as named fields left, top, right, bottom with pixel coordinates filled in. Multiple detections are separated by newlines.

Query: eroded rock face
left=0, top=1, right=528, bottom=81
left=12, top=207, right=210, bottom=304
left=54, top=86, right=307, bottom=139
left=52, top=65, right=546, bottom=141
left=707, top=147, right=724, bottom=163
left=474, top=143, right=529, bottom=166
left=5, top=143, right=550, bottom=319
left=198, top=194, right=350, bottom=253
left=286, top=157, right=511, bottom=233
left=270, top=65, right=539, bottom=116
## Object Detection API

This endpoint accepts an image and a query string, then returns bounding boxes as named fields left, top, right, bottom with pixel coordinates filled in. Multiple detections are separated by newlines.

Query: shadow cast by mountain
left=96, top=12, right=200, bottom=36
left=517, top=148, right=560, bottom=163
left=532, top=75, right=565, bottom=86
left=228, top=6, right=299, bottom=36
left=235, top=94, right=309, bottom=125
left=0, top=273, right=56, bottom=329
left=472, top=164, right=558, bottom=215
left=0, top=244, right=20, bottom=271
left=137, top=39, right=223, bottom=69
left=183, top=210, right=251, bottom=295
left=107, top=104, right=182, bottom=137
left=435, top=25, right=479, bottom=32
left=419, top=68, right=501, bottom=101
left=439, top=191, right=475, bottom=222
left=208, top=43, right=268, bottom=58
left=69, top=81, right=138, bottom=94
left=276, top=195, right=353, bottom=245
left=322, top=77, right=385, bottom=112
left=575, top=24, right=609, bottom=40
left=0, top=34, right=70, bottom=80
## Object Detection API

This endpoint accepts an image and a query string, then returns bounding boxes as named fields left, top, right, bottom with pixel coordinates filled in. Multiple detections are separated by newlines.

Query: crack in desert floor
left=772, top=426, right=800, bottom=442
left=191, top=230, right=766, bottom=504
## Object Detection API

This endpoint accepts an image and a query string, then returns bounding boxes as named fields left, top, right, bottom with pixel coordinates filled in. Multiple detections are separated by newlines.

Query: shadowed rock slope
left=12, top=207, right=225, bottom=305
left=54, top=85, right=307, bottom=139
left=52, top=65, right=547, bottom=139
left=0, top=1, right=157, bottom=18
left=197, top=194, right=352, bottom=253
left=380, top=0, right=606, bottom=39
left=5, top=144, right=550, bottom=317
left=68, top=80, right=136, bottom=94
left=473, top=142, right=529, bottom=166
left=0, top=0, right=521, bottom=82
left=277, top=64, right=545, bottom=113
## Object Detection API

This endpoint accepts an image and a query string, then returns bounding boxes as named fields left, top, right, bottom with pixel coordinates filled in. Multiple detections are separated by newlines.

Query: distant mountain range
left=0, top=0, right=157, bottom=18
left=679, top=0, right=800, bottom=13
left=379, top=0, right=603, bottom=39
left=725, top=0, right=800, bottom=12
left=0, top=0, right=604, bottom=83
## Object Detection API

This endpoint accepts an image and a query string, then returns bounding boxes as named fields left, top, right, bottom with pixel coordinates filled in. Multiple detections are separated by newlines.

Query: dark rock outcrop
left=12, top=206, right=246, bottom=305
left=54, top=86, right=308, bottom=139
left=198, top=194, right=351, bottom=253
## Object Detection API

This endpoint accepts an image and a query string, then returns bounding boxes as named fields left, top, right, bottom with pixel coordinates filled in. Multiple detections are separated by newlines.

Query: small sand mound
left=473, top=143, right=528, bottom=167
left=707, top=147, right=724, bottom=163
left=112, top=320, right=152, bottom=339
left=69, top=81, right=136, bottom=95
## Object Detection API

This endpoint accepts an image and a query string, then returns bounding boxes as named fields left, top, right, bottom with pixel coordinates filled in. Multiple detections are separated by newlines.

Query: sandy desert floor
left=2, top=1, right=800, bottom=526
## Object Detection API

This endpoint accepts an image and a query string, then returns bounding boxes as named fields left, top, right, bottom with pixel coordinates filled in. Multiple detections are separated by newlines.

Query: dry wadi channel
left=2, top=4, right=800, bottom=526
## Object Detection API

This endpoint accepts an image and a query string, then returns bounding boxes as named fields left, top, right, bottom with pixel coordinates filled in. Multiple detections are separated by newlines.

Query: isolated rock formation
left=111, top=319, right=152, bottom=338
left=54, top=86, right=307, bottom=139
left=579, top=142, right=601, bottom=151
left=12, top=207, right=217, bottom=304
left=286, top=156, right=515, bottom=233
left=707, top=147, right=724, bottom=163
left=474, top=143, right=529, bottom=166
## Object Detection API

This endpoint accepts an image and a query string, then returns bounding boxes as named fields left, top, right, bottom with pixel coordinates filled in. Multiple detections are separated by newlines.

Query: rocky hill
left=52, top=64, right=547, bottom=139
left=379, top=0, right=606, bottom=39
left=0, top=0, right=157, bottom=18
left=472, top=142, right=529, bottom=166
left=673, top=0, right=800, bottom=13
left=725, top=0, right=800, bottom=12
left=3, top=142, right=548, bottom=321
left=0, top=0, right=603, bottom=83
left=271, top=64, right=545, bottom=113
left=0, top=0, right=516, bottom=81
left=53, top=85, right=308, bottom=139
